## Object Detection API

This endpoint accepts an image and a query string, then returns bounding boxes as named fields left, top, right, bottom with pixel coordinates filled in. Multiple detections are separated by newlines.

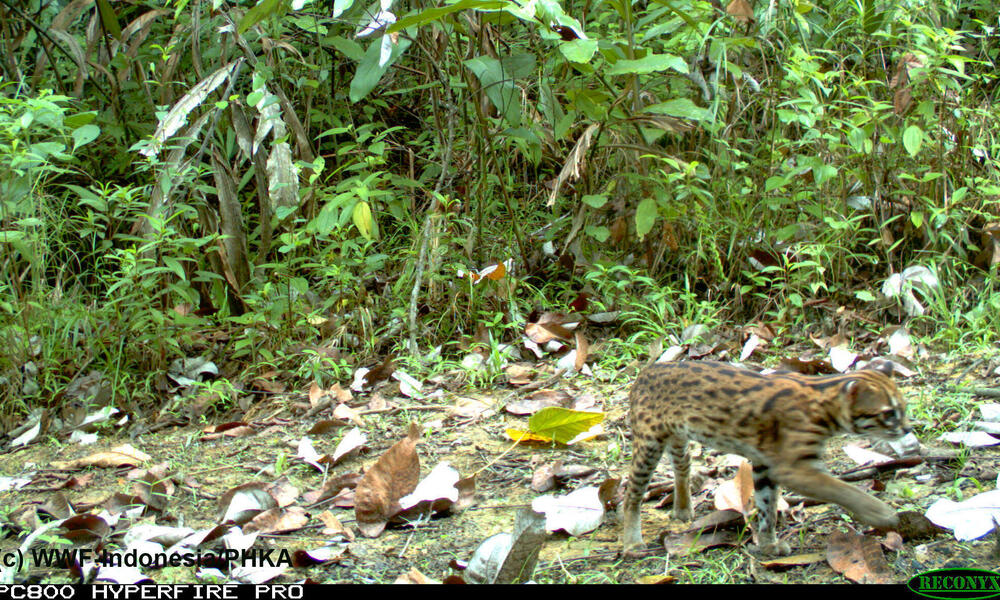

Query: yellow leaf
left=528, top=407, right=605, bottom=445
left=353, top=200, right=375, bottom=240
left=505, top=429, right=552, bottom=443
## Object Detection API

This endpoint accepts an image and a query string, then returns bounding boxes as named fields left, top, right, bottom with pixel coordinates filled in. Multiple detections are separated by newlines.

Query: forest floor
left=1, top=355, right=999, bottom=584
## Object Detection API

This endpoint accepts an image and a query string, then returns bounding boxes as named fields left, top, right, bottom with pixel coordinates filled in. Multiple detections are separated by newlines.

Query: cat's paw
left=673, top=507, right=693, bottom=521
left=623, top=543, right=656, bottom=558
left=856, top=501, right=899, bottom=529
left=753, top=540, right=792, bottom=556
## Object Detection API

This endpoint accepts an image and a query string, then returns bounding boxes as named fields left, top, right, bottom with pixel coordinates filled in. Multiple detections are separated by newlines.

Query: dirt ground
left=1, top=373, right=999, bottom=584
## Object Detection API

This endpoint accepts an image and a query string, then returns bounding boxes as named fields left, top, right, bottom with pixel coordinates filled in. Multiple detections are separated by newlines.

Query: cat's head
left=843, top=362, right=911, bottom=439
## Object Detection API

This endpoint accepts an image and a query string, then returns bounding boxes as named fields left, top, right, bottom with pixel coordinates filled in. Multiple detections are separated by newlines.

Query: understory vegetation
left=1, top=0, right=1000, bottom=586
left=1, top=0, right=999, bottom=416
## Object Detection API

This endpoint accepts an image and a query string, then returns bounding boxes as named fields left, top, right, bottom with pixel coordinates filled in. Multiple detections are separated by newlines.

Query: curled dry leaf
left=135, top=466, right=173, bottom=512
left=199, top=425, right=254, bottom=441
left=466, top=508, right=547, bottom=584
left=332, top=427, right=367, bottom=464
left=760, top=553, right=826, bottom=570
left=51, top=444, right=152, bottom=470
left=531, top=461, right=561, bottom=493
left=296, top=437, right=330, bottom=472
left=504, top=364, right=535, bottom=385
left=303, top=472, right=362, bottom=505
left=243, top=506, right=309, bottom=535
left=714, top=460, right=753, bottom=516
left=396, top=461, right=461, bottom=519
left=317, top=511, right=354, bottom=540
left=938, top=432, right=999, bottom=447
left=354, top=423, right=421, bottom=538
left=524, top=312, right=578, bottom=344
left=333, top=403, right=366, bottom=428
left=828, top=345, right=858, bottom=373
left=267, top=480, right=300, bottom=508
left=218, top=482, right=278, bottom=525
left=61, top=514, right=111, bottom=542
left=292, top=545, right=347, bottom=567
left=308, top=420, right=348, bottom=435
left=597, top=477, right=621, bottom=510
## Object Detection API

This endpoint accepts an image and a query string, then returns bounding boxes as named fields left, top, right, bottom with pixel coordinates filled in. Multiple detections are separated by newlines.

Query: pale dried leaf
left=141, top=61, right=239, bottom=157
left=547, top=124, right=600, bottom=206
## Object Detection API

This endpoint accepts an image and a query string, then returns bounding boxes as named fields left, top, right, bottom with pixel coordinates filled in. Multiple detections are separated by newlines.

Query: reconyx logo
left=908, top=569, right=1000, bottom=600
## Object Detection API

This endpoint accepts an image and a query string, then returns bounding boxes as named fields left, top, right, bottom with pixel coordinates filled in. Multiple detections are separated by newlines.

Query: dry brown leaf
left=41, top=492, right=73, bottom=519
left=202, top=421, right=249, bottom=434
left=308, top=420, right=348, bottom=435
left=453, top=475, right=477, bottom=513
left=636, top=575, right=677, bottom=584
left=267, top=480, right=300, bottom=508
left=243, top=506, right=310, bottom=535
left=598, top=477, right=621, bottom=510
left=217, top=482, right=277, bottom=525
left=714, top=460, right=753, bottom=515
left=760, top=552, right=826, bottom=570
left=354, top=423, right=422, bottom=537
left=61, top=514, right=111, bottom=542
left=395, top=568, right=440, bottom=584
left=51, top=444, right=151, bottom=470
left=547, top=123, right=599, bottom=206
left=317, top=511, right=354, bottom=540
left=134, top=466, right=173, bottom=512
left=726, top=0, right=753, bottom=22
left=505, top=364, right=535, bottom=385
left=303, top=472, right=362, bottom=505
left=531, top=461, right=561, bottom=493
left=683, top=510, right=745, bottom=534
left=574, top=332, right=589, bottom=371
left=826, top=531, right=895, bottom=584
left=333, top=403, right=366, bottom=427
left=199, top=425, right=255, bottom=441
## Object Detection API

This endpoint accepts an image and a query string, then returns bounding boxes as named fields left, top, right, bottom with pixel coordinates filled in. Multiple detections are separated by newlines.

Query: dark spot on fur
left=762, top=388, right=793, bottom=412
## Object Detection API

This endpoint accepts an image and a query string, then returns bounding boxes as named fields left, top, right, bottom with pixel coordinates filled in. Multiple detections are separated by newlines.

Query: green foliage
left=3, top=0, right=1000, bottom=422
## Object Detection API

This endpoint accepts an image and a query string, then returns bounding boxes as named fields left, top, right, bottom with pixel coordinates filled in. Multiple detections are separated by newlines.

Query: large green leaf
left=388, top=0, right=506, bottom=32
left=95, top=0, right=122, bottom=40
left=528, top=407, right=605, bottom=445
left=635, top=197, right=657, bottom=240
left=643, top=98, right=710, bottom=121
left=349, top=36, right=413, bottom=103
left=903, top=125, right=923, bottom=157
left=465, top=54, right=536, bottom=127
left=238, top=0, right=286, bottom=35
left=608, top=53, right=688, bottom=75
left=560, top=39, right=598, bottom=63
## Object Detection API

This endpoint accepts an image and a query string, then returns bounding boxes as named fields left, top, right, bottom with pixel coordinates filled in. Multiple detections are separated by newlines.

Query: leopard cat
left=621, top=360, right=910, bottom=556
